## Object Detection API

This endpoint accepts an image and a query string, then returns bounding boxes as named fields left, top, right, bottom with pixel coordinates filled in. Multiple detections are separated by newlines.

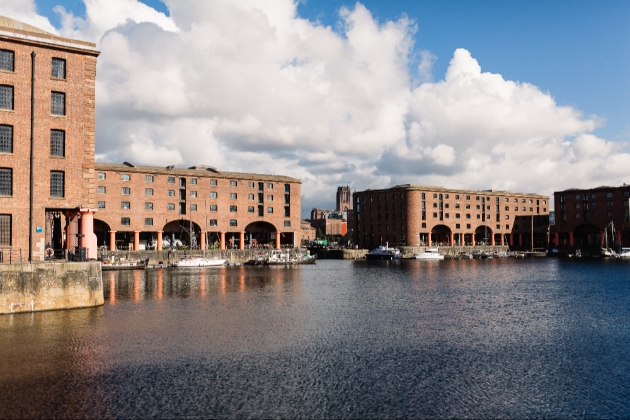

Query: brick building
left=93, top=162, right=301, bottom=250
left=354, top=185, right=550, bottom=249
left=554, top=184, right=630, bottom=248
left=0, top=16, right=99, bottom=261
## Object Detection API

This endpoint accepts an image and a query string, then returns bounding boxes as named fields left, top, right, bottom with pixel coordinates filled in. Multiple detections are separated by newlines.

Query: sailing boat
left=619, top=199, right=630, bottom=258
left=602, top=221, right=619, bottom=258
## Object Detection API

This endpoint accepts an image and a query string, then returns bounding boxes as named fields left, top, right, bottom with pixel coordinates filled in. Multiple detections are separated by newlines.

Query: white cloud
left=0, top=0, right=57, bottom=33
left=9, top=0, right=630, bottom=213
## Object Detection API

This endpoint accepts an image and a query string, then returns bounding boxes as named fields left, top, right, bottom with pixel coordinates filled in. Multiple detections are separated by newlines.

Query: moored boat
left=619, top=248, right=630, bottom=259
left=414, top=247, right=444, bottom=260
left=365, top=243, right=402, bottom=260
left=176, top=257, right=226, bottom=267
left=101, top=257, right=149, bottom=271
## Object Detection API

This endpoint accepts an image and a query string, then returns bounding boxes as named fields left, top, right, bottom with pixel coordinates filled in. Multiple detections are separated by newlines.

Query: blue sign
left=35, top=226, right=42, bottom=233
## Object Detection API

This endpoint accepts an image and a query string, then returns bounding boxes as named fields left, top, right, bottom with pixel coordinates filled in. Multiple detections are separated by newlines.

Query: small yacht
left=366, top=243, right=402, bottom=260
left=177, top=257, right=226, bottom=267
left=414, top=248, right=444, bottom=260
left=619, top=248, right=630, bottom=259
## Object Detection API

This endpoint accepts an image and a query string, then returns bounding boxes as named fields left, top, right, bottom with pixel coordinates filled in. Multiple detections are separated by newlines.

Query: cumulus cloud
left=8, top=0, right=630, bottom=213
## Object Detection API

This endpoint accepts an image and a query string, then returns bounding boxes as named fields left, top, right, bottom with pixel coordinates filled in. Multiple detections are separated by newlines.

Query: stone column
left=133, top=231, right=140, bottom=251
left=275, top=232, right=281, bottom=249
left=220, top=231, right=226, bottom=250
left=617, top=231, right=623, bottom=247
left=519, top=234, right=523, bottom=246
left=449, top=232, right=454, bottom=246
left=569, top=232, right=574, bottom=246
left=157, top=231, right=163, bottom=251
left=109, top=231, right=116, bottom=251
left=554, top=232, right=559, bottom=246
left=64, top=220, right=71, bottom=249
left=427, top=233, right=432, bottom=247
left=200, top=231, right=206, bottom=250
left=239, top=231, right=245, bottom=250
left=471, top=234, right=475, bottom=247
left=79, top=209, right=97, bottom=259
left=491, top=234, right=495, bottom=246
left=601, top=232, right=606, bottom=247
left=500, top=234, right=504, bottom=246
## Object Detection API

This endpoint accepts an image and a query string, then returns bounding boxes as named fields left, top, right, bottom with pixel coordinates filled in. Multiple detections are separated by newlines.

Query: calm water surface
left=2, top=258, right=630, bottom=418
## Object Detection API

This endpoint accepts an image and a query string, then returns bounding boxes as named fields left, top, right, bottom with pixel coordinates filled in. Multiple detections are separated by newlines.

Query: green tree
left=316, top=228, right=325, bottom=240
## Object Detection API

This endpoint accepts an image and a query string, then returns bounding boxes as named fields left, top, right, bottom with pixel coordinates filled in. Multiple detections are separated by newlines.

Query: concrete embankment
left=0, top=262, right=103, bottom=315
left=97, top=248, right=309, bottom=265
left=312, top=245, right=510, bottom=259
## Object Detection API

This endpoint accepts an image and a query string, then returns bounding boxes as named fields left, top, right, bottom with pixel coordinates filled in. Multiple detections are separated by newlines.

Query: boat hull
left=366, top=254, right=401, bottom=261
left=414, top=254, right=444, bottom=260
left=177, top=259, right=226, bottom=267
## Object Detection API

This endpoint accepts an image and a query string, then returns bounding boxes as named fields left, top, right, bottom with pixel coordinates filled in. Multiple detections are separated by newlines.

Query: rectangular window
left=190, top=178, right=197, bottom=185
left=210, top=192, right=217, bottom=198
left=145, top=202, right=153, bottom=210
left=258, top=206, right=263, bottom=216
left=50, top=171, right=64, bottom=197
left=145, top=188, right=154, bottom=196
left=121, top=174, right=130, bottom=181
left=97, top=201, right=105, bottom=209
left=190, top=191, right=197, bottom=198
left=248, top=193, right=254, bottom=200
left=97, top=172, right=106, bottom=180
left=284, top=221, right=291, bottom=227
left=230, top=205, right=237, bottom=212
left=258, top=193, right=263, bottom=203
left=248, top=182, right=255, bottom=188
left=168, top=190, right=175, bottom=197
left=230, top=193, right=237, bottom=199
left=191, top=204, right=197, bottom=211
left=52, top=58, right=66, bottom=79
left=0, top=49, right=14, bottom=72
left=267, top=183, right=274, bottom=189
left=121, top=187, right=130, bottom=195
left=145, top=175, right=154, bottom=182
left=145, top=218, right=153, bottom=226
left=455, top=223, right=460, bottom=229
left=179, top=178, right=186, bottom=187
left=258, top=182, right=264, bottom=191
left=168, top=176, right=175, bottom=184
left=0, top=214, right=12, bottom=246
left=230, top=219, right=237, bottom=227
left=284, top=184, right=290, bottom=193
left=121, top=217, right=130, bottom=226
left=284, top=207, right=290, bottom=217
left=46, top=132, right=64, bottom=160
left=267, top=207, right=274, bottom=213
left=230, top=180, right=237, bottom=187
left=209, top=219, right=218, bottom=227
left=121, top=202, right=130, bottom=209
left=248, top=206, right=255, bottom=213
left=210, top=179, right=217, bottom=186
left=607, top=192, right=613, bottom=198
left=267, top=195, right=273, bottom=201
left=0, top=125, right=13, bottom=153
left=98, top=186, right=106, bottom=194
left=51, top=91, right=65, bottom=115
left=210, top=205, right=217, bottom=212
left=168, top=203, right=175, bottom=211
left=0, top=85, right=14, bottom=110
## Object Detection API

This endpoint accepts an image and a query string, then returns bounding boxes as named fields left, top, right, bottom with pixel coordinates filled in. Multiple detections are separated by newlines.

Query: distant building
left=301, top=220, right=316, bottom=243
left=554, top=184, right=630, bottom=248
left=336, top=186, right=352, bottom=212
left=353, top=185, right=550, bottom=248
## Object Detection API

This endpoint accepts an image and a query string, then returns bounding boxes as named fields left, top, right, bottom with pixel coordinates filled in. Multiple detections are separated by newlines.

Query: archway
left=244, top=221, right=278, bottom=248
left=431, top=225, right=452, bottom=246
left=475, top=225, right=493, bottom=245
left=573, top=224, right=600, bottom=247
left=93, top=219, right=110, bottom=248
left=163, top=219, right=202, bottom=249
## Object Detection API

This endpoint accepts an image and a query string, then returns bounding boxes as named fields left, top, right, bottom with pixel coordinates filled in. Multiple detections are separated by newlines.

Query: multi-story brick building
left=93, top=162, right=301, bottom=250
left=353, top=185, right=550, bottom=249
left=0, top=16, right=99, bottom=261
left=554, top=184, right=630, bottom=248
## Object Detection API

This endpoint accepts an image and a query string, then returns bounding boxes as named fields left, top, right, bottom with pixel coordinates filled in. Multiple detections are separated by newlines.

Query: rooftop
left=555, top=183, right=630, bottom=193
left=356, top=184, right=548, bottom=198
left=0, top=15, right=97, bottom=52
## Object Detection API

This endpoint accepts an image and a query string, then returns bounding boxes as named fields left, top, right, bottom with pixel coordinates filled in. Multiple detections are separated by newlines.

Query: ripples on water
left=1, top=259, right=630, bottom=418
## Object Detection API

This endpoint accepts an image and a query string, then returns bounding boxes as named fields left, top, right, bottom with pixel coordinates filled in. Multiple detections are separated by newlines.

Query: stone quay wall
left=0, top=262, right=103, bottom=315
left=98, top=248, right=310, bottom=265
left=314, top=245, right=509, bottom=259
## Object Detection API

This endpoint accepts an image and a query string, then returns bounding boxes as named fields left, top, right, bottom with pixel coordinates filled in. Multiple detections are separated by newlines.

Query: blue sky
left=34, top=0, right=630, bottom=142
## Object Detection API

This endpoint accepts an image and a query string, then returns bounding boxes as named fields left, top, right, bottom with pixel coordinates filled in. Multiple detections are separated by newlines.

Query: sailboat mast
left=531, top=215, right=534, bottom=252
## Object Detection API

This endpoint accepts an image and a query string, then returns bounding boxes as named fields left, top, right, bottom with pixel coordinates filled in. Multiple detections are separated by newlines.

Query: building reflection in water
left=157, top=269, right=163, bottom=300
left=107, top=272, right=116, bottom=305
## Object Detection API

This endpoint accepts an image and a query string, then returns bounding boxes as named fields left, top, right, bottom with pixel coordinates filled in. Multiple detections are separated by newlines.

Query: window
left=258, top=193, right=264, bottom=203
left=145, top=175, right=154, bottom=182
left=433, top=212, right=437, bottom=218
left=121, top=174, right=130, bottom=181
left=145, top=202, right=153, bottom=210
left=210, top=205, right=217, bottom=212
left=267, top=207, right=273, bottom=213
left=190, top=178, right=197, bottom=185
left=248, top=206, right=254, bottom=213
left=50, top=171, right=64, bottom=197
left=267, top=195, right=273, bottom=201
left=466, top=214, right=471, bottom=219
left=284, top=221, right=291, bottom=227
left=0, top=125, right=12, bottom=153
left=145, top=218, right=153, bottom=226
left=190, top=191, right=197, bottom=198
left=121, top=218, right=130, bottom=226
left=285, top=184, right=290, bottom=193
left=209, top=219, right=217, bottom=227
left=575, top=204, right=580, bottom=209
left=284, top=207, right=290, bottom=217
left=505, top=215, right=509, bottom=219
left=168, top=190, right=175, bottom=197
left=607, top=202, right=613, bottom=207
left=179, top=178, right=186, bottom=187
left=422, top=223, right=426, bottom=228
left=97, top=186, right=106, bottom=194
left=210, top=192, right=217, bottom=198
left=168, top=177, right=175, bottom=184
left=0, top=49, right=14, bottom=72
left=592, top=213, right=597, bottom=218
left=514, top=198, right=518, bottom=203
left=455, top=213, right=460, bottom=219
left=121, top=202, right=130, bottom=209
left=0, top=85, right=14, bottom=110
left=168, top=203, right=175, bottom=211
left=514, top=207, right=518, bottom=211
left=230, top=205, right=237, bottom=212
left=97, top=172, right=106, bottom=180
left=575, top=213, right=581, bottom=219
left=97, top=201, right=105, bottom=209
left=230, top=219, right=237, bottom=227
left=51, top=91, right=65, bottom=115
left=121, top=187, right=130, bottom=195
left=258, top=206, right=263, bottom=216
left=465, top=204, right=470, bottom=209
left=1, top=168, right=13, bottom=196
left=522, top=207, right=526, bottom=211
left=191, top=204, right=197, bottom=211
left=592, top=203, right=597, bottom=208
left=607, top=192, right=613, bottom=198
left=267, top=183, right=274, bottom=189
left=608, top=212, right=613, bottom=218
left=230, top=193, right=237, bottom=199
left=230, top=180, right=237, bottom=187
left=51, top=58, right=66, bottom=79
left=248, top=194, right=254, bottom=200
left=248, top=182, right=255, bottom=188
left=522, top=199, right=526, bottom=203
left=210, top=179, right=217, bottom=186
left=145, top=188, right=154, bottom=196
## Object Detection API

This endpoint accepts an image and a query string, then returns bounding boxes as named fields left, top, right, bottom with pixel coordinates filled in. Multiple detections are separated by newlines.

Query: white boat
left=457, top=252, right=473, bottom=259
left=366, top=243, right=402, bottom=260
left=101, top=257, right=149, bottom=271
left=619, top=248, right=630, bottom=259
left=414, top=247, right=444, bottom=260
left=177, top=257, right=226, bottom=267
